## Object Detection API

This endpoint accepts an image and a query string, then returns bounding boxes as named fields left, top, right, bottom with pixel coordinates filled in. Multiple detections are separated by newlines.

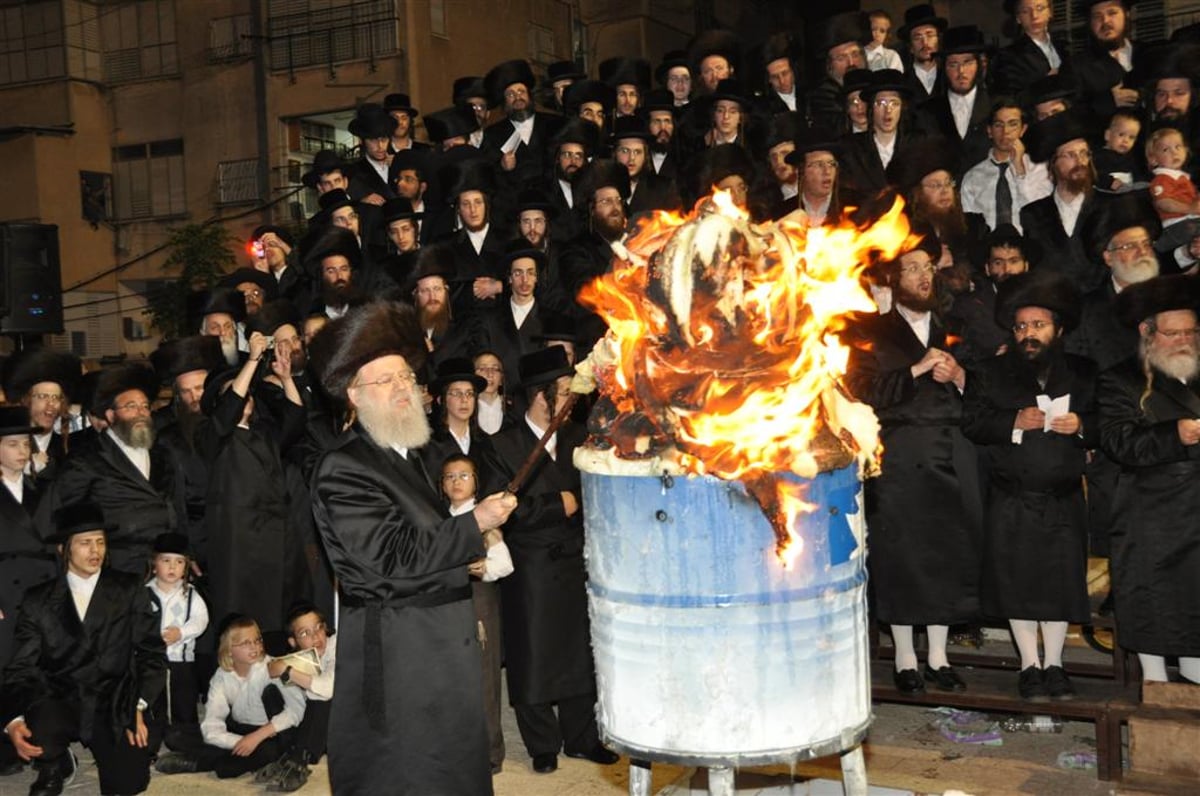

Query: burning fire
left=574, top=191, right=915, bottom=566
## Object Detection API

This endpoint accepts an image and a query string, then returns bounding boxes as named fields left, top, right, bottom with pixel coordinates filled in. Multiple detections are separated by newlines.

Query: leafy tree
left=144, top=223, right=237, bottom=339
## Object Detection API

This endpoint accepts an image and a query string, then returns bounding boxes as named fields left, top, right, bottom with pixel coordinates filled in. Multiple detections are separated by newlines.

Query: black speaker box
left=1, top=223, right=64, bottom=335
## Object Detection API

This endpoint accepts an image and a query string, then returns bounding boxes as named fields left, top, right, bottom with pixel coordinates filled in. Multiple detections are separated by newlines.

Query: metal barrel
left=581, top=464, right=871, bottom=767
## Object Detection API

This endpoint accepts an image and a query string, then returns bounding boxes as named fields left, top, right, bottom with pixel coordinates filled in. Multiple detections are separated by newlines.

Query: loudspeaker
left=0, top=223, right=64, bottom=335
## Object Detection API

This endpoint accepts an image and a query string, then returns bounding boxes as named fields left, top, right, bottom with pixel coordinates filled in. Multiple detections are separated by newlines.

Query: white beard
left=356, top=387, right=432, bottom=451
left=220, top=337, right=240, bottom=366
left=1148, top=344, right=1200, bottom=383
left=1112, top=256, right=1158, bottom=286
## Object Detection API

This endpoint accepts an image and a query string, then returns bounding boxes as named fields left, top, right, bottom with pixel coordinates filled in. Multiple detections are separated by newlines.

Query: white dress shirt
left=558, top=178, right=574, bottom=208
left=449, top=499, right=515, bottom=581
left=775, top=90, right=796, bottom=112
left=2, top=474, right=22, bottom=504
left=201, top=660, right=305, bottom=749
left=148, top=581, right=209, bottom=663
left=802, top=194, right=832, bottom=226
left=476, top=395, right=504, bottom=435
left=368, top=157, right=389, bottom=186
left=1114, top=39, right=1133, bottom=72
left=960, top=152, right=1053, bottom=232
left=511, top=116, right=534, bottom=146
left=106, top=428, right=150, bottom=481
left=875, top=134, right=896, bottom=169
left=915, top=62, right=938, bottom=94
left=948, top=87, right=977, bottom=140
left=651, top=151, right=667, bottom=174
left=511, top=298, right=534, bottom=330
left=896, top=303, right=931, bottom=348
left=467, top=224, right=489, bottom=255
left=866, top=45, right=904, bottom=72
left=524, top=414, right=556, bottom=461
left=1030, top=33, right=1062, bottom=71
left=67, top=570, right=101, bottom=620
left=1053, top=189, right=1085, bottom=237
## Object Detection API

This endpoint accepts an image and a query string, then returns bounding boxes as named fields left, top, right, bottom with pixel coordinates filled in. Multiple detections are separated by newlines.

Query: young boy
left=1094, top=110, right=1143, bottom=191
left=865, top=10, right=903, bottom=72
left=1148, top=126, right=1200, bottom=251
left=263, top=601, right=337, bottom=790
left=146, top=532, right=209, bottom=752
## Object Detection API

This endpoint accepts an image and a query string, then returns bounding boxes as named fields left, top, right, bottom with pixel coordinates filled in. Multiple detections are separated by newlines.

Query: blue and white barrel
left=581, top=463, right=871, bottom=766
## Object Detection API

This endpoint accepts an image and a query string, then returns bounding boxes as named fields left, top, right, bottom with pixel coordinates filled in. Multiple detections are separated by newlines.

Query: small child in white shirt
left=442, top=453, right=512, bottom=773
left=866, top=10, right=904, bottom=72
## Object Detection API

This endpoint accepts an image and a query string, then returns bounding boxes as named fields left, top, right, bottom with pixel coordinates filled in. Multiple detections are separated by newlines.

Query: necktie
left=995, top=161, right=1013, bottom=228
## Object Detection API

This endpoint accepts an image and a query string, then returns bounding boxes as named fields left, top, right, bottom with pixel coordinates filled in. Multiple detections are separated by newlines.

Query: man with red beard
left=963, top=271, right=1097, bottom=702
left=1071, top=0, right=1143, bottom=124
left=1020, top=111, right=1109, bottom=293
left=845, top=231, right=982, bottom=696
left=0, top=349, right=80, bottom=474
left=409, top=244, right=482, bottom=372
left=40, top=365, right=183, bottom=576
left=560, top=160, right=631, bottom=358
left=1100, top=274, right=1200, bottom=685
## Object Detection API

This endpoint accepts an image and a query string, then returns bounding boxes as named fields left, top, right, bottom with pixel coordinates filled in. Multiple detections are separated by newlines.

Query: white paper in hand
left=500, top=129, right=522, bottom=155
left=1036, top=393, right=1071, bottom=433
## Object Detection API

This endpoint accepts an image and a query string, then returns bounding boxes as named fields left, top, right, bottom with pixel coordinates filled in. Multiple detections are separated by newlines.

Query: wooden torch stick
left=505, top=393, right=580, bottom=495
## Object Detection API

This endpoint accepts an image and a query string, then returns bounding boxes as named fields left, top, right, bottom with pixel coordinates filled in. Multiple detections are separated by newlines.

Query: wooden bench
left=870, top=659, right=1140, bottom=781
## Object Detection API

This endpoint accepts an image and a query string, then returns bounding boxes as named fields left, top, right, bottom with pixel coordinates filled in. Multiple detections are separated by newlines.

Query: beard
left=419, top=300, right=451, bottom=338
left=650, top=136, right=671, bottom=154
left=893, top=281, right=939, bottom=313
left=1146, top=337, right=1200, bottom=382
left=1112, top=255, right=1159, bottom=285
left=355, top=387, right=432, bottom=451
left=219, top=336, right=240, bottom=367
left=112, top=416, right=155, bottom=450
left=1019, top=334, right=1062, bottom=364
left=555, top=162, right=580, bottom=182
left=321, top=279, right=353, bottom=309
left=594, top=207, right=627, bottom=241
left=176, top=406, right=202, bottom=448
left=919, top=203, right=967, bottom=240
left=1060, top=164, right=1094, bottom=195
left=508, top=107, right=533, bottom=123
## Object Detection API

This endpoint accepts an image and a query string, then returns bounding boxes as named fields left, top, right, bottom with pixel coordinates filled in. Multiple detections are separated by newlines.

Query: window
left=63, top=0, right=102, bottom=82
left=112, top=139, right=186, bottom=220
left=102, top=0, right=177, bottom=83
left=217, top=158, right=260, bottom=205
left=430, top=0, right=446, bottom=38
left=80, top=170, right=112, bottom=224
left=267, top=0, right=398, bottom=73
left=209, top=13, right=252, bottom=62
left=0, top=2, right=66, bottom=86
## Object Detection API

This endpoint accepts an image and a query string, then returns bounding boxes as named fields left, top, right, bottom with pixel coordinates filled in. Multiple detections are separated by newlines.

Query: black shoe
left=923, top=664, right=967, bottom=692
left=29, top=751, right=75, bottom=796
left=1043, top=665, right=1076, bottom=700
left=564, top=743, right=619, bottom=765
left=1097, top=591, right=1114, bottom=617
left=0, top=759, right=25, bottom=776
left=893, top=667, right=925, bottom=694
left=1018, top=665, right=1050, bottom=702
left=267, top=758, right=311, bottom=793
left=253, top=753, right=290, bottom=784
left=154, top=752, right=199, bottom=775
left=532, top=753, right=557, bottom=773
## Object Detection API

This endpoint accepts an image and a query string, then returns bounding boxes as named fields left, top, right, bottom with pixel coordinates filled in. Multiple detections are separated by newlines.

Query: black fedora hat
left=388, top=149, right=432, bottom=186
left=1025, top=73, right=1078, bottom=108
left=599, top=57, right=651, bottom=92
left=442, top=158, right=495, bottom=201
left=404, top=243, right=458, bottom=297
left=532, top=312, right=578, bottom=345
left=886, top=137, right=958, bottom=193
left=246, top=299, right=302, bottom=338
left=518, top=345, right=573, bottom=389
left=841, top=68, right=874, bottom=99
left=610, top=115, right=653, bottom=143
left=785, top=126, right=844, bottom=165
left=221, top=268, right=278, bottom=304
left=348, top=103, right=398, bottom=139
left=432, top=356, right=486, bottom=394
left=687, top=29, right=742, bottom=77
left=383, top=92, right=419, bottom=117
left=316, top=188, right=357, bottom=221
left=149, top=335, right=225, bottom=384
left=705, top=78, right=750, bottom=108
left=563, top=79, right=616, bottom=116
left=153, top=532, right=191, bottom=557
left=515, top=188, right=557, bottom=219
left=382, top=197, right=423, bottom=225
left=861, top=68, right=910, bottom=101
left=764, top=111, right=802, bottom=151
left=304, top=227, right=363, bottom=274
left=655, top=50, right=690, bottom=86
left=47, top=502, right=115, bottom=545
left=424, top=105, right=479, bottom=145
left=986, top=223, right=1044, bottom=268
left=550, top=116, right=602, bottom=157
left=937, top=25, right=990, bottom=57
left=995, top=269, right=1083, bottom=333
left=573, top=159, right=631, bottom=206
left=484, top=59, right=536, bottom=108
left=187, top=287, right=247, bottom=330
left=1025, top=110, right=1091, bottom=163
left=0, top=405, right=37, bottom=437
left=642, top=87, right=677, bottom=114
left=546, top=60, right=586, bottom=86
left=301, top=150, right=348, bottom=190
left=1116, top=274, right=1200, bottom=328
left=897, top=4, right=948, bottom=42
left=499, top=238, right=547, bottom=273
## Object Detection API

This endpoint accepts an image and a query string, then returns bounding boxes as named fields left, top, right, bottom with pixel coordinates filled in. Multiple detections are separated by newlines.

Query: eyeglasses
left=293, top=623, right=326, bottom=641
left=991, top=119, right=1023, bottom=130
left=595, top=195, right=624, bottom=207
left=1013, top=320, right=1053, bottom=333
left=475, top=365, right=502, bottom=374
left=116, top=401, right=152, bottom=414
left=446, top=389, right=476, bottom=399
left=352, top=370, right=418, bottom=389
left=1056, top=148, right=1091, bottom=163
left=1019, top=3, right=1050, bottom=15
left=616, top=146, right=644, bottom=157
left=900, top=262, right=936, bottom=276
left=805, top=159, right=839, bottom=171
left=873, top=97, right=902, bottom=109
left=559, top=151, right=586, bottom=162
left=442, top=472, right=475, bottom=482
left=30, top=392, right=65, bottom=404
left=922, top=179, right=957, bottom=191
left=1155, top=327, right=1200, bottom=340
left=1108, top=238, right=1154, bottom=254
left=232, top=636, right=264, bottom=649
left=241, top=289, right=263, bottom=299
left=909, top=31, right=938, bottom=43
left=469, top=103, right=486, bottom=111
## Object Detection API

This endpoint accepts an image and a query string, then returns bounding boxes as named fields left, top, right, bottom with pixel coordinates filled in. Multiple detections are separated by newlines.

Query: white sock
left=1040, top=621, right=1069, bottom=668
left=1179, top=657, right=1200, bottom=684
left=926, top=625, right=950, bottom=669
left=1009, top=619, right=1041, bottom=669
left=892, top=624, right=917, bottom=672
left=1139, top=653, right=1169, bottom=682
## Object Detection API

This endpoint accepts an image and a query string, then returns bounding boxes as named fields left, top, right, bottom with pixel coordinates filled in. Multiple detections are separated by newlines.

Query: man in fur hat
left=1099, top=274, right=1200, bottom=684
left=962, top=271, right=1098, bottom=701
left=40, top=365, right=183, bottom=575
left=2, top=502, right=165, bottom=796
left=808, top=12, right=869, bottom=137
left=844, top=231, right=982, bottom=696
left=481, top=59, right=564, bottom=185
left=308, top=300, right=515, bottom=794
left=0, top=349, right=80, bottom=474
left=490, top=346, right=618, bottom=774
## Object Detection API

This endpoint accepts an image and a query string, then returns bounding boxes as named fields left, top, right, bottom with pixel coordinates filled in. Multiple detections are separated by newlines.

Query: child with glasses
left=442, top=453, right=513, bottom=773
left=155, top=614, right=304, bottom=780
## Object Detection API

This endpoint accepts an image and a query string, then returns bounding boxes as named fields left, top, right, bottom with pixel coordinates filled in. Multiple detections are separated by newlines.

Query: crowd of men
left=2, top=0, right=1200, bottom=793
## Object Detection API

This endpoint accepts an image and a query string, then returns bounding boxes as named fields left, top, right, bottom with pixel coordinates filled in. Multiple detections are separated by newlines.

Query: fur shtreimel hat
left=309, top=300, right=428, bottom=401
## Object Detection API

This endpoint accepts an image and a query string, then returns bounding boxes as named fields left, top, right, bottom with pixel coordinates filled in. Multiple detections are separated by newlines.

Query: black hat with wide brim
left=348, top=103, right=398, bottom=139
left=382, top=196, right=424, bottom=225
left=383, top=93, right=419, bottom=117
left=424, top=106, right=479, bottom=144
left=221, top=268, right=279, bottom=304
left=563, top=79, right=616, bottom=116
left=599, top=57, right=652, bottom=92
left=452, top=76, right=486, bottom=105
left=187, top=287, right=247, bottom=331
left=1, top=348, right=81, bottom=402
left=698, top=144, right=756, bottom=188
left=301, top=150, right=348, bottom=190
left=546, top=60, right=587, bottom=86
left=655, top=50, right=691, bottom=86
left=785, top=126, right=844, bottom=165
left=1025, top=110, right=1092, bottom=164
left=499, top=239, right=548, bottom=274
left=484, top=59, right=536, bottom=108
left=515, top=188, right=557, bottom=218
left=0, top=405, right=38, bottom=437
left=303, top=227, right=363, bottom=274
left=886, top=137, right=958, bottom=194
left=518, top=345, right=573, bottom=389
left=46, top=501, right=115, bottom=545
left=246, top=299, right=303, bottom=338
left=995, top=269, right=1083, bottom=333
left=1116, top=274, right=1200, bottom=328
left=897, top=4, right=948, bottom=42
left=92, top=363, right=161, bottom=416
left=861, top=68, right=911, bottom=102
left=936, top=25, right=990, bottom=57
left=149, top=335, right=225, bottom=384
left=432, top=356, right=487, bottom=394
left=687, top=29, right=742, bottom=77
left=573, top=159, right=632, bottom=206
left=610, top=115, right=654, bottom=144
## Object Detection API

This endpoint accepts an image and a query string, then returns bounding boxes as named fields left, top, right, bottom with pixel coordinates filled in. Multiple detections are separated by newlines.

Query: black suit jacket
left=346, top=158, right=395, bottom=202
left=1018, top=192, right=1108, bottom=293
left=1065, top=278, right=1140, bottom=371
left=480, top=300, right=547, bottom=390
left=1, top=569, right=165, bottom=742
left=993, top=34, right=1072, bottom=97
left=1071, top=39, right=1144, bottom=127
left=480, top=112, right=565, bottom=187
left=628, top=170, right=681, bottom=216
left=0, top=478, right=57, bottom=667
left=902, top=60, right=944, bottom=106
left=916, top=86, right=992, bottom=178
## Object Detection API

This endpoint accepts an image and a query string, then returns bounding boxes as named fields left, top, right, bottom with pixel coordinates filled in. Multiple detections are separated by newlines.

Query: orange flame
left=578, top=192, right=911, bottom=566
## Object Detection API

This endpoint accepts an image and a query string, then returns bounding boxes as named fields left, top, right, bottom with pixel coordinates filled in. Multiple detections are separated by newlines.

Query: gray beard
left=113, top=418, right=156, bottom=450
left=1148, top=344, right=1200, bottom=383
left=1112, top=256, right=1159, bottom=286
left=356, top=390, right=432, bottom=451
left=220, top=337, right=240, bottom=366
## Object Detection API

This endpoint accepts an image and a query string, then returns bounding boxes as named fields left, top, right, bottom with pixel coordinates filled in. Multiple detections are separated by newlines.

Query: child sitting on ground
left=155, top=614, right=304, bottom=780
left=443, top=453, right=513, bottom=774
left=145, top=532, right=209, bottom=753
